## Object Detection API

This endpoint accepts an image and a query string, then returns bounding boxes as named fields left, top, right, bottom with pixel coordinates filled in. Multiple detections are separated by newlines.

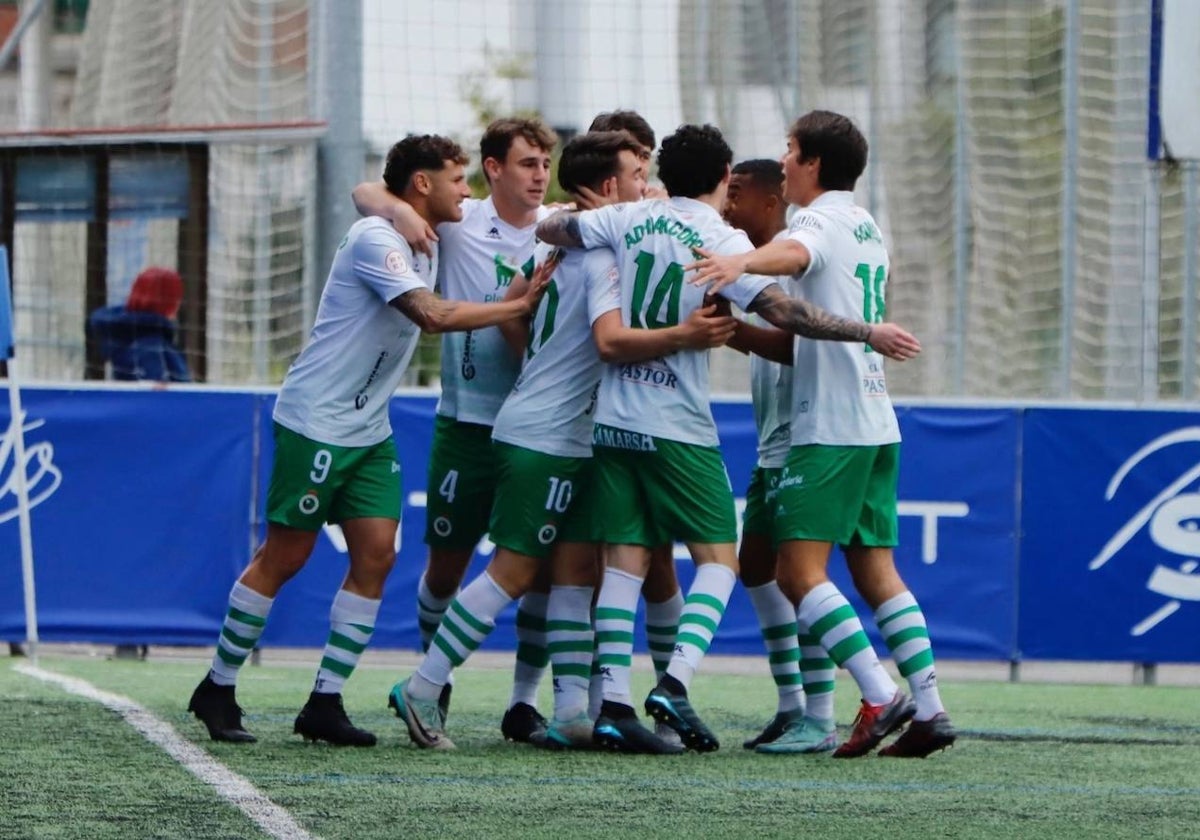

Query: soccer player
left=536, top=124, right=920, bottom=752
left=722, top=158, right=839, bottom=754
left=390, top=130, right=737, bottom=751
left=187, top=134, right=548, bottom=746
left=587, top=110, right=684, bottom=721
left=353, top=118, right=560, bottom=742
left=687, top=110, right=956, bottom=758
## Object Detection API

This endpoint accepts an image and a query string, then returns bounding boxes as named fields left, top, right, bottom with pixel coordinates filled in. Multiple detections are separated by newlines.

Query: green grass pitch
left=2, top=655, right=1197, bottom=839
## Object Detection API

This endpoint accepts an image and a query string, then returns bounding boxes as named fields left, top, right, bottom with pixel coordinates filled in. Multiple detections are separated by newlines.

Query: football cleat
left=387, top=678, right=455, bottom=749
left=501, top=702, right=548, bottom=744
left=879, top=712, right=957, bottom=758
left=742, top=708, right=806, bottom=749
left=293, top=692, right=376, bottom=746
left=593, top=702, right=684, bottom=754
left=755, top=715, right=838, bottom=754
left=644, top=680, right=720, bottom=753
left=539, top=712, right=595, bottom=750
left=832, top=691, right=916, bottom=758
left=188, top=675, right=256, bottom=743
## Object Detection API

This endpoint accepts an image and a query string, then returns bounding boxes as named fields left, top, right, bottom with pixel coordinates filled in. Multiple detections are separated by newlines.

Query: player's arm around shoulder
left=685, top=237, right=812, bottom=295
left=390, top=254, right=552, bottom=335
left=535, top=210, right=585, bottom=248
left=350, top=180, right=440, bottom=257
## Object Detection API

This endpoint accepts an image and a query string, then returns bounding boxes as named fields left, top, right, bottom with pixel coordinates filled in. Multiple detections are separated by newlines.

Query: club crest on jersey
left=385, top=250, right=409, bottom=274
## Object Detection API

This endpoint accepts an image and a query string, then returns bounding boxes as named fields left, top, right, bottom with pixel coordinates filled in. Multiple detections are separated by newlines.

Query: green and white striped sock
left=411, top=572, right=511, bottom=702
left=800, top=581, right=896, bottom=706
left=416, top=573, right=455, bottom=653
left=209, top=582, right=272, bottom=686
left=665, top=563, right=737, bottom=690
left=876, top=591, right=945, bottom=720
left=797, top=618, right=837, bottom=720
left=510, top=591, right=549, bottom=709
left=595, top=568, right=643, bottom=707
left=547, top=585, right=594, bottom=719
left=644, top=589, right=683, bottom=681
left=746, top=581, right=805, bottom=714
left=313, top=589, right=380, bottom=694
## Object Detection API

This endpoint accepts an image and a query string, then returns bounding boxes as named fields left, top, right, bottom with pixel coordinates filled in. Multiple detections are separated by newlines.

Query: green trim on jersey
left=591, top=423, right=736, bottom=546
left=424, top=415, right=498, bottom=549
left=773, top=443, right=899, bottom=547
left=742, top=465, right=783, bottom=539
left=488, top=442, right=593, bottom=559
left=265, top=423, right=401, bottom=530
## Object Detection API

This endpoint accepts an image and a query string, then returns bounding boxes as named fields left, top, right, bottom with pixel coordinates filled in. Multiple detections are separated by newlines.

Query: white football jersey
left=274, top=217, right=435, bottom=447
left=785, top=191, right=901, bottom=446
left=435, top=196, right=551, bottom=426
left=491, top=245, right=621, bottom=457
left=748, top=311, right=792, bottom=469
left=577, top=197, right=775, bottom=447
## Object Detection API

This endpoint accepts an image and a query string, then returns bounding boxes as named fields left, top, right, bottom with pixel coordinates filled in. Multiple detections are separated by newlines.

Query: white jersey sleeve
left=586, top=251, right=621, bottom=324
left=786, top=210, right=832, bottom=275
left=576, top=202, right=635, bottom=252
left=351, top=221, right=430, bottom=305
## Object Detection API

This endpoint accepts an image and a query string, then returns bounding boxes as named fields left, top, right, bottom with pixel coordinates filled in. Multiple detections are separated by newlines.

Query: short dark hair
left=731, top=158, right=784, bottom=193
left=480, top=117, right=558, bottom=165
left=788, top=110, right=868, bottom=191
left=382, top=134, right=468, bottom=195
left=558, top=130, right=644, bottom=195
left=588, top=110, right=656, bottom=153
left=656, top=124, right=732, bottom=198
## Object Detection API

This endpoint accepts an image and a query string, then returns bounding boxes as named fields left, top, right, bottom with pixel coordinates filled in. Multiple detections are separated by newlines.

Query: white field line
left=14, top=664, right=317, bottom=840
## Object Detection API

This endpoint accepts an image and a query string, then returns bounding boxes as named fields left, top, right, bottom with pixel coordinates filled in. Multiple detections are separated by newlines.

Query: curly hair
left=656, top=124, right=732, bottom=198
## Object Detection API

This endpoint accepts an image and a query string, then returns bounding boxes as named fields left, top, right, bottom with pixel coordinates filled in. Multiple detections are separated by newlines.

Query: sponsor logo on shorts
left=778, top=472, right=805, bottom=490
left=299, top=491, right=320, bottom=515
left=593, top=426, right=658, bottom=452
left=391, top=462, right=401, bottom=473
left=433, top=516, right=453, bottom=537
left=385, top=250, right=409, bottom=274
left=537, top=524, right=557, bottom=545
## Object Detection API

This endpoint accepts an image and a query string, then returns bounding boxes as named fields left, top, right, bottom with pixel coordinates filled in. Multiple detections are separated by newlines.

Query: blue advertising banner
left=1020, top=408, right=1200, bottom=662
left=5, top=386, right=1194, bottom=664
left=0, top=389, right=256, bottom=644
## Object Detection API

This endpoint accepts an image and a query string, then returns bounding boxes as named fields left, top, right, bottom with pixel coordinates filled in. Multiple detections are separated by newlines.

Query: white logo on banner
left=0, top=411, right=63, bottom=525
left=1089, top=427, right=1200, bottom=636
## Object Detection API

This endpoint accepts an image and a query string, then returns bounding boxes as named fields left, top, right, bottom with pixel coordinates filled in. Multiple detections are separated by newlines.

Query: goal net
left=2, top=0, right=1197, bottom=401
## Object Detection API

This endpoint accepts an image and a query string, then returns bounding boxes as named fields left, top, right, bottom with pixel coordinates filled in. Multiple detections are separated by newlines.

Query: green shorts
left=265, top=423, right=401, bottom=531
left=773, top=443, right=900, bottom=547
left=591, top=423, right=736, bottom=546
left=424, top=415, right=498, bottom=549
left=742, top=465, right=783, bottom=539
left=488, top=442, right=593, bottom=559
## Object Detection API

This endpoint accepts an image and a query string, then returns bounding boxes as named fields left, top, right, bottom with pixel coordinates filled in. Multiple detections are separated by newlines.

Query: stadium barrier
left=2, top=387, right=1198, bottom=664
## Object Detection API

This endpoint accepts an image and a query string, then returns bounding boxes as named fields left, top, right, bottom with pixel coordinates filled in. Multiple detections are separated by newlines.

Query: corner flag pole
left=0, top=246, right=38, bottom=663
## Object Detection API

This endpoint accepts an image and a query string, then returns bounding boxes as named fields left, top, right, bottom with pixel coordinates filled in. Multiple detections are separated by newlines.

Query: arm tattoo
left=747, top=285, right=870, bottom=343
left=535, top=211, right=585, bottom=248
left=391, top=288, right=454, bottom=330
